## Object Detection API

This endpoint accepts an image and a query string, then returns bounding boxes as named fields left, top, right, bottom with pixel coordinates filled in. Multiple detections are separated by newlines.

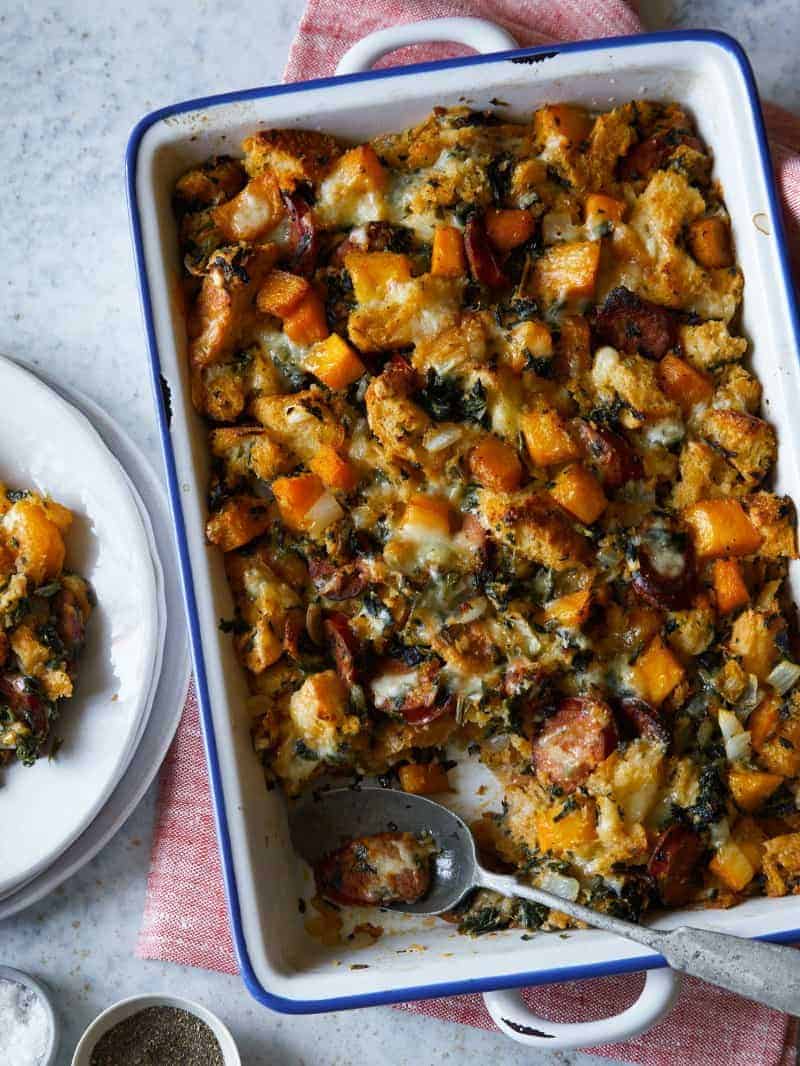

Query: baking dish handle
left=335, top=17, right=518, bottom=75
left=483, top=967, right=680, bottom=1050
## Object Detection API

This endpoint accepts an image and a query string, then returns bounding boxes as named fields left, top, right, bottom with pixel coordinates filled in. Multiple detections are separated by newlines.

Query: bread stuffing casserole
left=0, top=485, right=92, bottom=767
left=174, top=99, right=800, bottom=934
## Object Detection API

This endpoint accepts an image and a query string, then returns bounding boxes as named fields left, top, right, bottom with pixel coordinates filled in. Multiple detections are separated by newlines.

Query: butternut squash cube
left=535, top=799, right=597, bottom=853
left=330, top=144, right=387, bottom=193
left=283, top=291, right=329, bottom=346
left=468, top=437, right=523, bottom=493
left=399, top=762, right=450, bottom=795
left=688, top=217, right=733, bottom=270
left=309, top=445, right=358, bottom=493
left=541, top=588, right=593, bottom=630
left=431, top=226, right=467, bottom=277
left=683, top=499, right=763, bottom=559
left=534, top=104, right=592, bottom=149
left=585, top=193, right=626, bottom=229
left=509, top=319, right=553, bottom=373
left=728, top=769, right=783, bottom=813
left=710, top=840, right=756, bottom=892
left=528, top=241, right=601, bottom=307
left=256, top=270, right=310, bottom=318
left=306, top=333, right=365, bottom=390
left=271, top=473, right=325, bottom=532
left=633, top=635, right=685, bottom=706
left=728, top=608, right=782, bottom=680
left=712, top=559, right=750, bottom=615
left=520, top=406, right=580, bottom=467
left=752, top=692, right=800, bottom=777
left=402, top=494, right=453, bottom=538
left=657, top=354, right=713, bottom=411
left=750, top=693, right=780, bottom=754
left=550, top=463, right=607, bottom=525
left=344, top=250, right=413, bottom=303
left=485, top=208, right=536, bottom=252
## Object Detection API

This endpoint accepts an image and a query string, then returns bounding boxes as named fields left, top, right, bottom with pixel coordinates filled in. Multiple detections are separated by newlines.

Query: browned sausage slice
left=572, top=420, right=643, bottom=488
left=648, top=824, right=705, bottom=906
left=324, top=612, right=360, bottom=686
left=618, top=697, right=670, bottom=745
left=618, top=132, right=703, bottom=182
left=308, top=558, right=368, bottom=601
left=591, top=287, right=678, bottom=360
left=464, top=214, right=508, bottom=289
left=314, top=831, right=436, bottom=906
left=532, top=696, right=618, bottom=792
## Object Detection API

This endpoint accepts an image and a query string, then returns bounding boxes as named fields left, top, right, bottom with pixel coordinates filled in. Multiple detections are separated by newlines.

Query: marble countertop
left=1, top=2, right=798, bottom=1064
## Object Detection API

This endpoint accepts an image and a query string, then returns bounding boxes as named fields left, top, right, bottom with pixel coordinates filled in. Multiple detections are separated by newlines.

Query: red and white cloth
left=138, top=3, right=800, bottom=1061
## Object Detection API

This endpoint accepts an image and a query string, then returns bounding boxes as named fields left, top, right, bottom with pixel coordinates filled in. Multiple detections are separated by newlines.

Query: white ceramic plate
left=0, top=374, right=190, bottom=919
left=0, top=356, right=161, bottom=897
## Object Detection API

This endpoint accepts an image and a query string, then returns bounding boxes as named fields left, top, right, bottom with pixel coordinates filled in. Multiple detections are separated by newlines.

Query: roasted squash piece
left=684, top=499, right=762, bottom=559
left=550, top=463, right=607, bottom=525
left=398, top=762, right=451, bottom=795
left=283, top=291, right=329, bottom=346
left=305, top=333, right=365, bottom=390
left=309, top=446, right=358, bottom=492
left=484, top=208, right=535, bottom=252
left=728, top=769, right=782, bottom=813
left=256, top=270, right=310, bottom=318
left=712, top=559, right=749, bottom=615
left=633, top=636, right=685, bottom=707
left=468, top=437, right=523, bottom=493
left=535, top=798, right=597, bottom=853
left=657, top=354, right=713, bottom=411
left=688, top=217, right=733, bottom=269
left=528, top=241, right=600, bottom=307
left=271, top=473, right=325, bottom=532
left=431, top=225, right=467, bottom=277
left=520, top=406, right=580, bottom=467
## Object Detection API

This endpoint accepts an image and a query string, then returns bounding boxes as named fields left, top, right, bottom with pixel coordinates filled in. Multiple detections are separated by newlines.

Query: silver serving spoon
left=290, top=786, right=800, bottom=1015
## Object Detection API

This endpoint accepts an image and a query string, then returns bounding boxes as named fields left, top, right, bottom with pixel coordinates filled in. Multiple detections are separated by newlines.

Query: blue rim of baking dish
left=126, top=29, right=800, bottom=1014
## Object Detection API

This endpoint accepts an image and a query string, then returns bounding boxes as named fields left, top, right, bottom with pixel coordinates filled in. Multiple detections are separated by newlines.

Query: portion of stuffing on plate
left=0, top=486, right=92, bottom=766
left=175, top=100, right=800, bottom=933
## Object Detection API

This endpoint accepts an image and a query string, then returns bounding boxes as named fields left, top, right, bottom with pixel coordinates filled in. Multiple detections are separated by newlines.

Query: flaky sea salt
left=0, top=978, right=51, bottom=1066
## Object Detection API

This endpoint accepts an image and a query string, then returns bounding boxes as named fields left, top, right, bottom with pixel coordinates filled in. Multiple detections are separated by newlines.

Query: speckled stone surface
left=0, top=2, right=798, bottom=1064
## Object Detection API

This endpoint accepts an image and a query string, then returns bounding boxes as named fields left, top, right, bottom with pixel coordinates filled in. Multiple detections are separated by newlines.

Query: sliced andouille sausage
left=283, top=190, right=319, bottom=277
left=464, top=214, right=508, bottom=289
left=618, top=131, right=703, bottom=182
left=314, top=831, right=437, bottom=906
left=308, top=558, right=368, bottom=601
left=648, top=824, right=705, bottom=906
left=53, top=586, right=87, bottom=659
left=0, top=674, right=49, bottom=737
left=532, top=696, right=618, bottom=792
left=617, top=697, right=670, bottom=745
left=330, top=221, right=413, bottom=266
left=631, top=516, right=695, bottom=611
left=282, top=607, right=306, bottom=661
left=324, top=612, right=360, bottom=686
left=572, top=420, right=643, bottom=488
left=591, top=287, right=678, bottom=360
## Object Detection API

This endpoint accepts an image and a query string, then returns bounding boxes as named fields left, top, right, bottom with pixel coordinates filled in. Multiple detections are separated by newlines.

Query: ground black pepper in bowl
left=89, top=1005, right=224, bottom=1066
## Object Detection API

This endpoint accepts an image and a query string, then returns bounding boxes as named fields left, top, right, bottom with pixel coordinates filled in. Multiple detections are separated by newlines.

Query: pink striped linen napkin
left=138, top=3, right=800, bottom=1061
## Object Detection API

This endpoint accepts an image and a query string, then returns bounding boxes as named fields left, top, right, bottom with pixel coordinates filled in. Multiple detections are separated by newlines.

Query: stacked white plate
left=0, top=355, right=190, bottom=917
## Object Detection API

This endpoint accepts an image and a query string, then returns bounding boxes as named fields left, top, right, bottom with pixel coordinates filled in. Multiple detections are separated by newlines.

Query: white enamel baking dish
left=127, top=18, right=800, bottom=1049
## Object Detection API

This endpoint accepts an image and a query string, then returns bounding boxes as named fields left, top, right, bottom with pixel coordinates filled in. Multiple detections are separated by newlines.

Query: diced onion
left=542, top=211, right=582, bottom=245
left=718, top=707, right=742, bottom=742
left=538, top=870, right=581, bottom=902
left=767, top=660, right=800, bottom=696
left=709, top=818, right=731, bottom=850
left=735, top=674, right=760, bottom=720
left=725, top=731, right=752, bottom=763
left=424, top=426, right=462, bottom=453
left=305, top=491, right=344, bottom=533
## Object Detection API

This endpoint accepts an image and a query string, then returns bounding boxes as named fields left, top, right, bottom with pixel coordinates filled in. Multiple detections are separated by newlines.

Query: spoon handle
left=477, top=869, right=800, bottom=1016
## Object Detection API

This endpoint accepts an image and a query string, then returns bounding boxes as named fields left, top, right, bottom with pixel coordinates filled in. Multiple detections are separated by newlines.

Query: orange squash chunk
left=283, top=291, right=329, bottom=346
left=633, top=635, right=685, bottom=706
left=399, top=763, right=450, bottom=795
left=684, top=499, right=763, bottom=559
left=535, top=800, right=596, bottom=853
left=728, top=769, right=783, bottom=813
left=541, top=588, right=593, bottom=630
left=431, top=226, right=467, bottom=277
left=529, top=241, right=601, bottom=307
left=485, top=208, right=536, bottom=252
left=468, top=437, right=523, bottom=493
left=345, top=251, right=412, bottom=302
left=306, top=333, right=365, bottom=390
left=535, top=104, right=592, bottom=149
left=520, top=407, right=580, bottom=467
left=712, top=559, right=750, bottom=614
left=585, top=193, right=626, bottom=226
left=658, top=354, right=713, bottom=411
left=271, top=473, right=324, bottom=532
left=709, top=840, right=756, bottom=892
left=256, top=270, right=310, bottom=318
left=688, top=217, right=733, bottom=269
left=550, top=463, right=607, bottom=525
left=331, top=144, right=387, bottom=192
left=402, top=495, right=453, bottom=537
left=309, top=445, right=358, bottom=492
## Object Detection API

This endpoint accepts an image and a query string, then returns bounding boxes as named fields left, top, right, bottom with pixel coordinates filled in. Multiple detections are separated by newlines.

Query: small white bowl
left=71, top=994, right=240, bottom=1066
left=0, top=966, right=60, bottom=1066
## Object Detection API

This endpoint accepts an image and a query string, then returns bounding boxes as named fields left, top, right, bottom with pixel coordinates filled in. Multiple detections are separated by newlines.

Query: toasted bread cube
left=535, top=104, right=592, bottom=149
left=213, top=170, right=284, bottom=241
left=485, top=208, right=536, bottom=252
left=345, top=251, right=412, bottom=303
left=402, top=495, right=453, bottom=537
left=305, top=333, right=365, bottom=390
left=174, top=156, right=246, bottom=208
left=684, top=499, right=763, bottom=559
left=309, top=445, right=358, bottom=492
left=710, top=840, right=756, bottom=892
left=689, top=217, right=733, bottom=269
left=585, top=193, right=626, bottom=232
left=712, top=559, right=749, bottom=615
left=431, top=226, right=467, bottom=277
left=283, top=291, right=329, bottom=346
left=398, top=762, right=451, bottom=795
left=550, top=463, right=607, bottom=525
left=508, top=320, right=553, bottom=373
left=541, top=588, right=593, bottom=630
left=256, top=270, right=311, bottom=318
left=520, top=406, right=580, bottom=467
left=242, top=128, right=340, bottom=189
left=728, top=769, right=783, bottom=813
left=728, top=608, right=782, bottom=680
left=205, top=496, right=271, bottom=552
left=762, top=832, right=800, bottom=896
left=468, top=437, right=523, bottom=493
left=658, top=354, right=713, bottom=411
left=633, top=635, right=685, bottom=706
left=750, top=693, right=781, bottom=754
left=535, top=799, right=596, bottom=853
left=744, top=492, right=798, bottom=559
left=271, top=473, right=325, bottom=532
left=528, top=241, right=600, bottom=307
left=3, top=499, right=66, bottom=584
